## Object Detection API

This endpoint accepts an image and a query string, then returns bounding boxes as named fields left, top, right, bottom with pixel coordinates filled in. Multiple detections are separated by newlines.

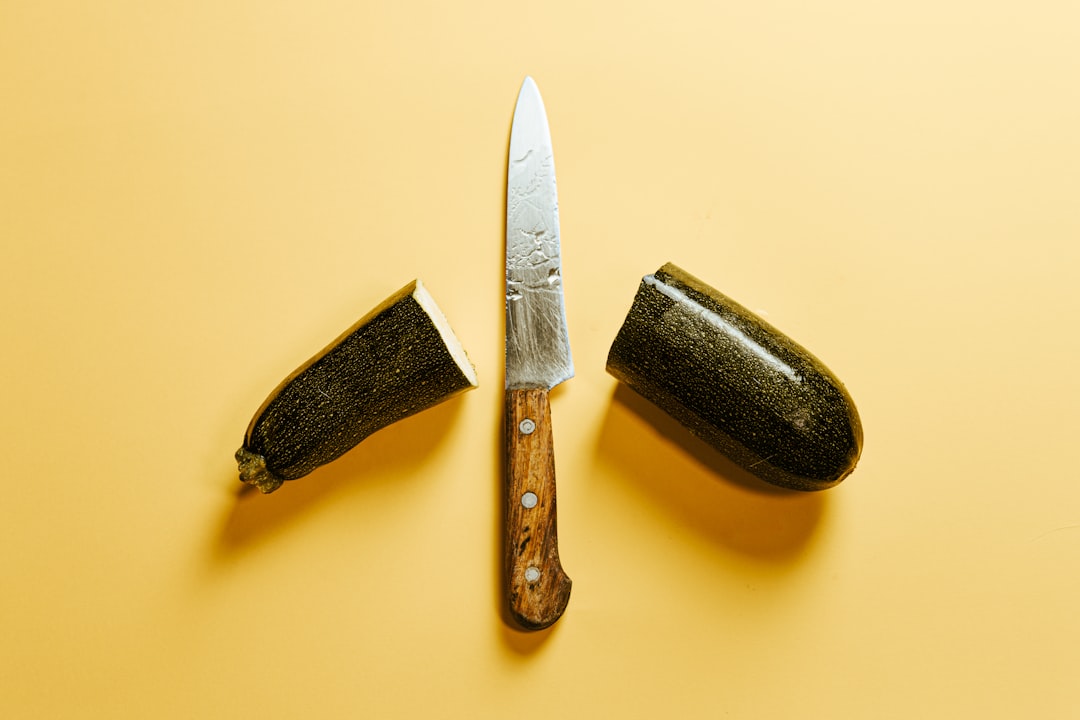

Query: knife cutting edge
left=503, top=76, right=573, bottom=631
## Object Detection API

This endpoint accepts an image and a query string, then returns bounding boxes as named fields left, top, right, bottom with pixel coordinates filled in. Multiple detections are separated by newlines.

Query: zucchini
left=606, top=263, right=862, bottom=491
left=236, top=280, right=478, bottom=493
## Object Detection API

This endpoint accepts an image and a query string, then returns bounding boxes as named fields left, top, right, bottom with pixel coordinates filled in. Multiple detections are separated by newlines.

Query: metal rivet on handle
left=521, top=491, right=538, bottom=508
left=524, top=566, right=541, bottom=582
left=518, top=418, right=536, bottom=435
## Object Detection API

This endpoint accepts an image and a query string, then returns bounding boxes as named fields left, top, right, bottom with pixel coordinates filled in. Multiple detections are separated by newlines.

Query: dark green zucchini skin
left=236, top=280, right=477, bottom=493
left=606, top=263, right=862, bottom=492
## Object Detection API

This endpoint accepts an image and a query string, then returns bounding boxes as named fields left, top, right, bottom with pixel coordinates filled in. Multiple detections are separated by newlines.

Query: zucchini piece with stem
left=236, top=279, right=478, bottom=493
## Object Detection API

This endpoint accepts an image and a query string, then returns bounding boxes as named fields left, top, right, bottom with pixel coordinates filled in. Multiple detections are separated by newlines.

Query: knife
left=503, top=76, right=573, bottom=631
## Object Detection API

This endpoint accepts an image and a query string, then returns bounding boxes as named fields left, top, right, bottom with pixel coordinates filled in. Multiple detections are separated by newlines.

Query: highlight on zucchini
left=606, top=263, right=862, bottom=492
left=236, top=280, right=478, bottom=493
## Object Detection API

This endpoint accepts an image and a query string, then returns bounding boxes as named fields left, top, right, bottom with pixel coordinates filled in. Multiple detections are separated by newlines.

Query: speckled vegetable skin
left=606, top=263, right=862, bottom=491
left=236, top=280, right=477, bottom=493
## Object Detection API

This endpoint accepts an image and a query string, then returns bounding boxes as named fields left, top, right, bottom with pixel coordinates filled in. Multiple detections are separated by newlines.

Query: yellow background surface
left=3, top=1, right=1078, bottom=717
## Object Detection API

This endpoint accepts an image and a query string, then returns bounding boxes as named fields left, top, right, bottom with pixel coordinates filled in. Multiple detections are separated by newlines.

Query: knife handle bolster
left=504, top=387, right=572, bottom=631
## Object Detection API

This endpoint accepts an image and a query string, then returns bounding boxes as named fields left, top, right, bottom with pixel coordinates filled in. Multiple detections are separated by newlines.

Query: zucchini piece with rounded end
left=236, top=280, right=478, bottom=493
left=606, top=263, right=862, bottom=492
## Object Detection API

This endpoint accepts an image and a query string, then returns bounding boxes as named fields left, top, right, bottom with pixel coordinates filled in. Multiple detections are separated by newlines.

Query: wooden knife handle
left=504, top=387, right=572, bottom=630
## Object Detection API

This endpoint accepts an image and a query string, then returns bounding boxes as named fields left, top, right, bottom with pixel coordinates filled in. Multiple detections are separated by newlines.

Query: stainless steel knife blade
left=506, top=76, right=574, bottom=391
left=503, top=77, right=572, bottom=631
